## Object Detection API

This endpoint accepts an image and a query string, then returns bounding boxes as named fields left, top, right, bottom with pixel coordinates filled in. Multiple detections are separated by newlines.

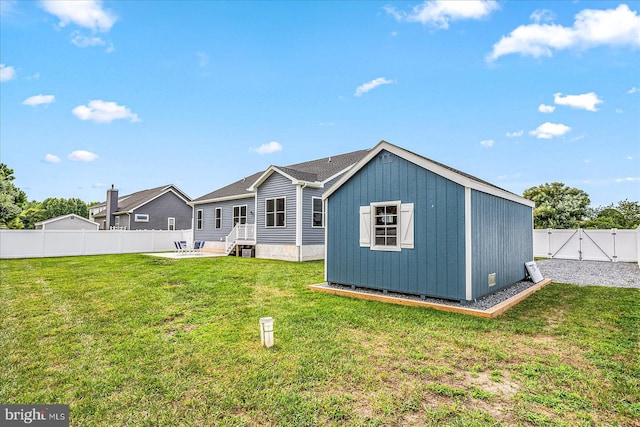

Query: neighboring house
left=191, top=149, right=370, bottom=261
left=35, top=214, right=99, bottom=230
left=90, top=184, right=192, bottom=230
left=323, top=140, right=535, bottom=303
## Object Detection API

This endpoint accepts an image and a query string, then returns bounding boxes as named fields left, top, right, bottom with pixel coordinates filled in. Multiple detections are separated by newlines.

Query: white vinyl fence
left=0, top=229, right=192, bottom=259
left=533, top=227, right=640, bottom=263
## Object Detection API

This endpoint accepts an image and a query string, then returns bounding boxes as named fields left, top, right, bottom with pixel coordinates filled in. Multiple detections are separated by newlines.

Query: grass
left=1, top=254, right=638, bottom=426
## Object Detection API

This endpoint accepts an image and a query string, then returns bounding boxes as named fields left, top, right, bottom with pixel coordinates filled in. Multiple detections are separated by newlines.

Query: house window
left=312, top=197, right=323, bottom=228
left=233, top=205, right=247, bottom=226
left=360, top=201, right=414, bottom=252
left=114, top=216, right=120, bottom=227
left=215, top=208, right=222, bottom=229
left=373, top=203, right=399, bottom=249
left=265, top=197, right=285, bottom=227
left=135, top=214, right=149, bottom=222
left=168, top=217, right=175, bottom=231
left=196, top=209, right=203, bottom=230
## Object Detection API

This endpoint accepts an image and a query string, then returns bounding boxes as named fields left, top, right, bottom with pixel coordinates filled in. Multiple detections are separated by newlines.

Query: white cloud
left=71, top=31, right=105, bottom=47
left=72, top=100, right=140, bottom=123
left=23, top=94, right=55, bottom=107
left=538, top=104, right=556, bottom=113
left=530, top=122, right=572, bottom=139
left=480, top=139, right=494, bottom=148
left=506, top=130, right=524, bottom=137
left=251, top=141, right=283, bottom=155
left=40, top=0, right=117, bottom=32
left=627, top=156, right=634, bottom=160
left=488, top=4, right=640, bottom=61
left=530, top=9, right=556, bottom=24
left=628, top=86, right=639, bottom=94
left=355, top=77, right=395, bottom=97
left=385, top=0, right=499, bottom=29
left=44, top=154, right=61, bottom=163
left=616, top=108, right=623, bottom=113
left=554, top=92, right=603, bottom=111
left=68, top=150, right=99, bottom=162
left=615, top=177, right=640, bottom=183
left=0, top=64, right=16, bottom=82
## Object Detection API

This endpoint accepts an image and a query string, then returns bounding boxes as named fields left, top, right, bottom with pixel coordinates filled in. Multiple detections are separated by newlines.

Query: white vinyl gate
left=533, top=228, right=640, bottom=262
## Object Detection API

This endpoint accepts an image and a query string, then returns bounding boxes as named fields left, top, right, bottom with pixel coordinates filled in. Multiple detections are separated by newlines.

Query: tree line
left=1, top=163, right=638, bottom=230
left=1, top=164, right=96, bottom=229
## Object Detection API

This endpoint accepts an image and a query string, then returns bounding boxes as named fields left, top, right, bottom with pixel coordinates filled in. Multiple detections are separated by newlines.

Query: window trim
left=196, top=209, right=203, bottom=230
left=134, top=213, right=149, bottom=223
left=265, top=196, right=286, bottom=228
left=311, top=196, right=324, bottom=228
left=370, top=201, right=401, bottom=251
left=233, top=205, right=247, bottom=226
left=214, top=207, right=222, bottom=229
left=168, top=217, right=175, bottom=231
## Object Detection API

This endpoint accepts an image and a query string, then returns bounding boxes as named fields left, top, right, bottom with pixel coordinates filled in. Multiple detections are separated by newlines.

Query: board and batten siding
left=193, top=196, right=255, bottom=242
left=326, top=151, right=466, bottom=300
left=256, top=173, right=297, bottom=244
left=471, top=190, right=533, bottom=299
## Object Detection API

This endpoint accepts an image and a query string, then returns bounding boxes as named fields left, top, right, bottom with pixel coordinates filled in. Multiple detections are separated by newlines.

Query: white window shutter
left=400, top=203, right=414, bottom=249
left=359, top=205, right=371, bottom=247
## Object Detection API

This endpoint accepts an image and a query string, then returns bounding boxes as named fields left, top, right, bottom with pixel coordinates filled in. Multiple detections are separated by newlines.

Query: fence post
left=547, top=228, right=552, bottom=258
left=611, top=228, right=617, bottom=262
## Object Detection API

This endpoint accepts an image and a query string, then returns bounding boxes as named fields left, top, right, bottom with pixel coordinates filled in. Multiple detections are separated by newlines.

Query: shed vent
left=488, top=273, right=496, bottom=287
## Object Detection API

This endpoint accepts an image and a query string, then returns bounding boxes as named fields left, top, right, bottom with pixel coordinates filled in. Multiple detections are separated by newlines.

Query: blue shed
left=323, top=141, right=535, bottom=303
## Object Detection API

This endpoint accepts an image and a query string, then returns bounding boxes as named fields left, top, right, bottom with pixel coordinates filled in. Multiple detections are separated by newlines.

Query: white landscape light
left=259, top=317, right=274, bottom=348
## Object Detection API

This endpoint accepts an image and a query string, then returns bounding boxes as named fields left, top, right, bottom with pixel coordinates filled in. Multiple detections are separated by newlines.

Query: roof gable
left=91, top=184, right=191, bottom=213
left=35, top=214, right=99, bottom=227
left=323, top=141, right=535, bottom=208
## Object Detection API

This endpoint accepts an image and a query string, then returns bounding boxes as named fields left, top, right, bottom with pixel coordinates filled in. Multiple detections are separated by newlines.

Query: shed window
left=312, top=197, right=323, bottom=228
left=135, top=214, right=149, bottom=222
left=233, top=205, right=247, bottom=226
left=215, top=208, right=222, bottom=229
left=360, top=201, right=414, bottom=251
left=196, top=209, right=203, bottom=230
left=266, top=197, right=285, bottom=227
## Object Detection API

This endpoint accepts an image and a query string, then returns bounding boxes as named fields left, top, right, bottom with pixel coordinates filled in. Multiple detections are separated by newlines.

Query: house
left=322, top=141, right=535, bottom=303
left=90, top=184, right=192, bottom=230
left=35, top=214, right=99, bottom=230
left=191, top=149, right=370, bottom=261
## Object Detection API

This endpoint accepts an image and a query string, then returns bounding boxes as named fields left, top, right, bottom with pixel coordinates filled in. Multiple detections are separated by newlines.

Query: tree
left=581, top=200, right=640, bottom=229
left=523, top=182, right=590, bottom=229
left=40, top=197, right=89, bottom=219
left=0, top=163, right=27, bottom=228
left=18, top=201, right=47, bottom=229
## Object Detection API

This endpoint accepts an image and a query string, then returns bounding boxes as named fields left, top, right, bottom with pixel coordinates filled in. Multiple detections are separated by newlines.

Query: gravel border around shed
left=536, top=259, right=640, bottom=288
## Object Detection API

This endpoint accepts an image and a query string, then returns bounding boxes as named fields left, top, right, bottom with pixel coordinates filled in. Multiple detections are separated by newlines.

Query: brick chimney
left=105, top=184, right=119, bottom=229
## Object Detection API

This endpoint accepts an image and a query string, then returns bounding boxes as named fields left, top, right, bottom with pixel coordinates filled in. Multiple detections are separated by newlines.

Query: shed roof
left=35, top=213, right=99, bottom=227
left=323, top=141, right=535, bottom=208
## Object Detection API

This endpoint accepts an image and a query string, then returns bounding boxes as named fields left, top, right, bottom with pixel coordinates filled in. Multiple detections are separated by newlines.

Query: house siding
left=256, top=173, right=297, bottom=244
left=193, top=197, right=255, bottom=242
left=326, top=151, right=466, bottom=300
left=130, top=191, right=192, bottom=230
left=471, top=190, right=533, bottom=299
left=301, top=186, right=325, bottom=245
left=36, top=217, right=98, bottom=230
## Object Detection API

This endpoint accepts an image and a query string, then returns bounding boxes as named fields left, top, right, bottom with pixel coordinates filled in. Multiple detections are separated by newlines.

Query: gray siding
left=326, top=151, right=466, bottom=300
left=256, top=173, right=296, bottom=244
left=302, top=186, right=325, bottom=245
left=38, top=217, right=98, bottom=230
left=193, top=197, right=255, bottom=242
left=471, top=190, right=533, bottom=299
left=130, top=191, right=192, bottom=230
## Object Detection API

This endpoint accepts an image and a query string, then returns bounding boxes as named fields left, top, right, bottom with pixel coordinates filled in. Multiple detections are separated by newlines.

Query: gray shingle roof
left=91, top=184, right=190, bottom=217
left=192, top=149, right=370, bottom=203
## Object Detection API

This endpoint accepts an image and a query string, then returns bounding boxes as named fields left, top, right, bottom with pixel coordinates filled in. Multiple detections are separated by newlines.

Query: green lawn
left=1, top=255, right=638, bottom=426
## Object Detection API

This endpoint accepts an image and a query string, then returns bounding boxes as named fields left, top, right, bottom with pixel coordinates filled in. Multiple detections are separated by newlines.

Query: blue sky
left=1, top=0, right=638, bottom=207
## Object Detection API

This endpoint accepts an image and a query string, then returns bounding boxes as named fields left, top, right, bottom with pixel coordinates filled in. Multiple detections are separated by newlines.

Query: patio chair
left=173, top=241, right=183, bottom=255
left=193, top=240, right=205, bottom=255
left=179, top=240, right=188, bottom=255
